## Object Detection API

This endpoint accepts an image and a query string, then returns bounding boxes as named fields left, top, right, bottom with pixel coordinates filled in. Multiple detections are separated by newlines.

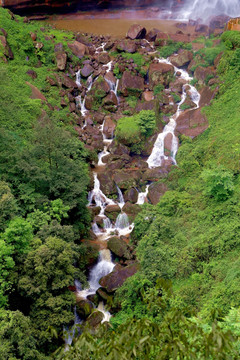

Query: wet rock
left=85, top=310, right=104, bottom=329
left=149, top=62, right=174, bottom=90
left=99, top=263, right=138, bottom=292
left=154, top=32, right=169, bottom=46
left=76, top=299, right=94, bottom=319
left=81, top=63, right=94, bottom=77
left=68, top=41, right=88, bottom=58
left=124, top=188, right=138, bottom=204
left=148, top=182, right=168, bottom=205
left=117, top=39, right=137, bottom=53
left=87, top=294, right=99, bottom=307
left=104, top=71, right=116, bottom=86
left=169, top=49, right=193, bottom=68
left=127, top=24, right=146, bottom=40
left=105, top=204, right=121, bottom=222
left=122, top=202, right=141, bottom=222
left=175, top=107, right=208, bottom=138
left=55, top=51, right=67, bottom=71
left=209, top=15, right=230, bottom=32
left=103, top=116, right=116, bottom=138
left=164, top=133, right=173, bottom=156
left=94, top=216, right=104, bottom=228
left=107, top=236, right=131, bottom=259
left=118, top=71, right=144, bottom=97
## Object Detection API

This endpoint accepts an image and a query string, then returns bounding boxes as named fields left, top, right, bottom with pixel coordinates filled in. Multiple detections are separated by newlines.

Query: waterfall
left=116, top=185, right=125, bottom=209
left=103, top=61, right=113, bottom=73
left=88, top=173, right=115, bottom=216
left=97, top=301, right=112, bottom=323
left=179, top=0, right=240, bottom=22
left=147, top=57, right=201, bottom=169
left=77, top=249, right=115, bottom=300
left=98, top=146, right=110, bottom=166
left=115, top=213, right=130, bottom=230
left=137, top=184, right=150, bottom=205
left=103, top=217, right=112, bottom=230
left=96, top=42, right=107, bottom=53
left=75, top=70, right=81, bottom=87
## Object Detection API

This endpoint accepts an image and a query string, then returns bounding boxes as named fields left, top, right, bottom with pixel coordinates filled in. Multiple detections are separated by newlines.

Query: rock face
left=118, top=71, right=144, bottom=97
left=68, top=41, right=88, bottom=58
left=107, top=237, right=131, bottom=259
left=175, top=108, right=209, bottom=138
left=99, top=263, right=138, bottom=292
left=169, top=49, right=193, bottom=67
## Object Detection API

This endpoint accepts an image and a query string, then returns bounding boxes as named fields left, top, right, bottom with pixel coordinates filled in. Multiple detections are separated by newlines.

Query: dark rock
left=99, top=263, right=138, bottom=292
left=89, top=75, right=110, bottom=98
left=98, top=52, right=110, bottom=64
left=194, top=66, right=215, bottom=85
left=127, top=24, right=146, bottom=40
left=109, top=142, right=130, bottom=156
left=96, top=288, right=112, bottom=303
left=113, top=169, right=139, bottom=189
left=122, top=202, right=141, bottom=222
left=124, top=188, right=138, bottom=203
left=146, top=28, right=160, bottom=41
left=148, top=182, right=168, bottom=205
left=142, top=167, right=169, bottom=181
left=98, top=172, right=116, bottom=195
left=76, top=299, right=94, bottom=319
left=118, top=71, right=144, bottom=97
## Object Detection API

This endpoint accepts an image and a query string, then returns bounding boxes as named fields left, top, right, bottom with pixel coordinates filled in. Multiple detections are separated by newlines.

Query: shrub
left=201, top=167, right=234, bottom=201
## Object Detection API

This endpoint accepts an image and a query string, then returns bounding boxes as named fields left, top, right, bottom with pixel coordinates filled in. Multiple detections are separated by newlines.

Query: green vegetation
left=158, top=40, right=192, bottom=58
left=115, top=110, right=156, bottom=153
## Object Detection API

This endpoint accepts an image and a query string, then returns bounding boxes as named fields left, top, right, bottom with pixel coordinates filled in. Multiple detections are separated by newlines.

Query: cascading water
left=115, top=213, right=130, bottom=230
left=77, top=249, right=115, bottom=300
left=137, top=184, right=150, bottom=205
left=75, top=69, right=81, bottom=87
left=179, top=0, right=240, bottom=22
left=88, top=173, right=115, bottom=216
left=76, top=75, right=93, bottom=120
left=147, top=58, right=201, bottom=169
left=116, top=185, right=125, bottom=209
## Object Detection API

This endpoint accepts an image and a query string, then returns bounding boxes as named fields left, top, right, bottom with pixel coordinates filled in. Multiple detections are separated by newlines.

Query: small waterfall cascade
left=77, top=249, right=115, bottom=300
left=75, top=69, right=81, bottom=87
left=137, top=184, right=150, bottom=205
left=88, top=173, right=115, bottom=216
left=76, top=75, right=93, bottom=120
left=147, top=57, right=201, bottom=169
left=98, top=145, right=110, bottom=166
left=97, top=302, right=112, bottom=323
left=115, top=213, right=129, bottom=230
left=96, top=42, right=107, bottom=53
left=116, top=185, right=125, bottom=209
left=179, top=0, right=240, bottom=22
left=103, top=61, right=113, bottom=73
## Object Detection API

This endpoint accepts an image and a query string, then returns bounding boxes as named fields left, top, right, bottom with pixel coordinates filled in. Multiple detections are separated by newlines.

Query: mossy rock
left=85, top=310, right=104, bottom=330
left=107, top=236, right=132, bottom=259
left=76, top=299, right=94, bottom=319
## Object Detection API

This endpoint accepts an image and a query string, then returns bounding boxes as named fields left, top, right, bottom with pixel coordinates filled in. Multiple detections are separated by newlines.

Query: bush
left=222, top=31, right=240, bottom=49
left=201, top=167, right=234, bottom=201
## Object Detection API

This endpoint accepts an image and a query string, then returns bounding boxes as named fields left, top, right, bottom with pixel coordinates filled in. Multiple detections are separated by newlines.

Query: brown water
left=45, top=10, right=187, bottom=37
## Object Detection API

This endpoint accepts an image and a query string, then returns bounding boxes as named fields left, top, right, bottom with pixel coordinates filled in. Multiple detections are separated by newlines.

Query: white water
left=147, top=58, right=200, bottom=168
left=103, top=61, right=113, bottom=73
left=137, top=184, right=150, bottom=205
left=76, top=75, right=93, bottom=120
left=97, top=301, right=112, bottom=323
left=179, top=0, right=240, bottom=22
left=88, top=173, right=115, bottom=216
left=115, top=213, right=130, bottom=229
left=75, top=70, right=81, bottom=87
left=77, top=249, right=115, bottom=300
left=116, top=185, right=125, bottom=209
left=96, top=42, right=107, bottom=53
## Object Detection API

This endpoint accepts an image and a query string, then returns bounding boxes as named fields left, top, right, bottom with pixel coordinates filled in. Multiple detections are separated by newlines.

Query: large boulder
left=26, top=82, right=47, bottom=102
left=175, top=107, right=208, bottom=138
left=113, top=169, right=139, bottom=190
left=169, top=49, right=193, bottom=68
left=107, top=236, right=131, bottom=259
left=146, top=28, right=160, bottom=42
left=98, top=172, right=116, bottom=195
left=99, top=263, right=138, bottom=292
left=68, top=41, right=88, bottom=58
left=194, top=66, right=216, bottom=85
left=118, top=71, right=144, bottom=97
left=149, top=62, right=174, bottom=90
left=89, top=75, right=110, bottom=98
left=76, top=299, right=94, bottom=319
left=148, top=182, right=168, bottom=205
left=124, top=188, right=138, bottom=203
left=127, top=24, right=146, bottom=40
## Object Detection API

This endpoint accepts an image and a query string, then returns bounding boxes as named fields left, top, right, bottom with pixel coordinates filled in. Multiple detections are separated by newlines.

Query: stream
left=65, top=41, right=201, bottom=344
